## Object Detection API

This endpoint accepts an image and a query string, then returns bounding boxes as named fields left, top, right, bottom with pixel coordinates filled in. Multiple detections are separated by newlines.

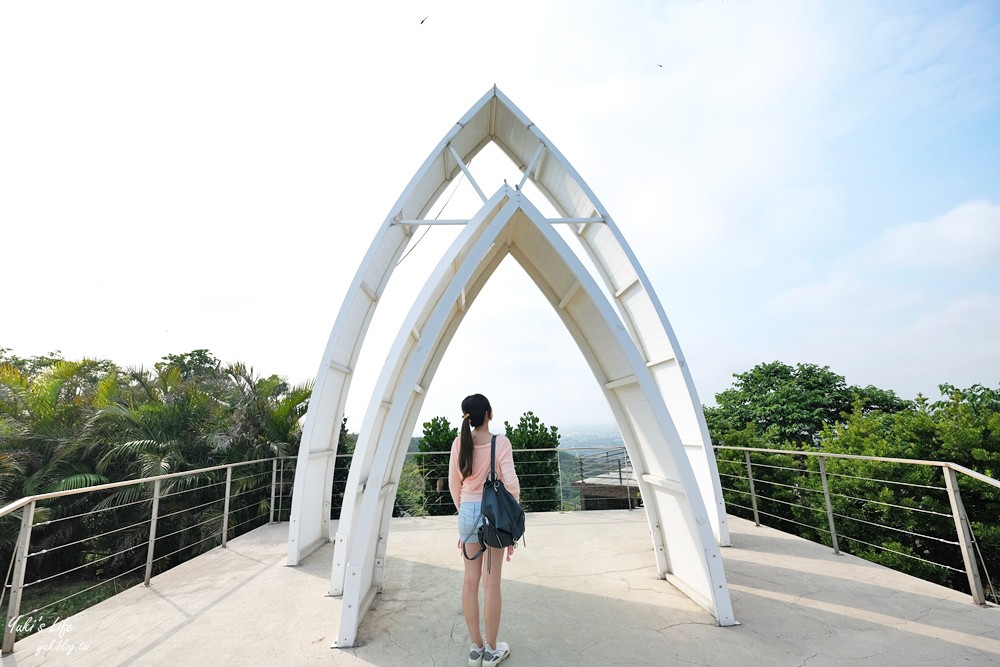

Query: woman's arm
left=497, top=435, right=520, bottom=502
left=447, top=436, right=463, bottom=510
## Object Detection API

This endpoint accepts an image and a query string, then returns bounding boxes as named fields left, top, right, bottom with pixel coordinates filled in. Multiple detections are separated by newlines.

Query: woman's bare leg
left=462, top=544, right=485, bottom=647
left=482, top=546, right=505, bottom=648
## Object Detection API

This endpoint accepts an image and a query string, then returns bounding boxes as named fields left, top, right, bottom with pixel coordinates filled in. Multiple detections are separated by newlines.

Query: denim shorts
left=458, top=502, right=483, bottom=544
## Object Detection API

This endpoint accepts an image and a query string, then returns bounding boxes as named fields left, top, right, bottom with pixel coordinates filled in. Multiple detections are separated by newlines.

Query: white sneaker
left=468, top=644, right=484, bottom=667
left=483, top=642, right=510, bottom=665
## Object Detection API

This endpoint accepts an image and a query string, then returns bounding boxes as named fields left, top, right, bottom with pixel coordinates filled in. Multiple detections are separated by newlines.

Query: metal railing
left=6, top=442, right=991, bottom=654
left=0, top=456, right=297, bottom=654
left=331, top=447, right=638, bottom=517
left=0, top=445, right=634, bottom=654
left=575, top=446, right=633, bottom=482
left=714, top=446, right=998, bottom=606
left=570, top=447, right=639, bottom=510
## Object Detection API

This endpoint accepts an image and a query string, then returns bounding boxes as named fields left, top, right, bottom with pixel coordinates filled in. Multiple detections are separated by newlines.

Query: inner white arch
left=286, top=87, right=735, bottom=646
left=335, top=188, right=733, bottom=646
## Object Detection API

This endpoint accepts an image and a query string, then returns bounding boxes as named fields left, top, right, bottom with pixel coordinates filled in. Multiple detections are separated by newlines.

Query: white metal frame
left=286, top=88, right=736, bottom=646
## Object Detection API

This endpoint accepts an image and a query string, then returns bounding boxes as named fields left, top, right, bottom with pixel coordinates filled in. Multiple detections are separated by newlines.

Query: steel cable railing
left=338, top=447, right=639, bottom=518
left=15, top=563, right=148, bottom=627
left=714, top=445, right=999, bottom=607
left=569, top=447, right=638, bottom=510
left=272, top=459, right=295, bottom=523
left=0, top=456, right=296, bottom=654
left=13, top=442, right=991, bottom=655
left=374, top=451, right=562, bottom=517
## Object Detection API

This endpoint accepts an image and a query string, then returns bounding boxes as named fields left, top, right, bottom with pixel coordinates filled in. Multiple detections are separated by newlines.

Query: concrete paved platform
left=2, top=511, right=997, bottom=666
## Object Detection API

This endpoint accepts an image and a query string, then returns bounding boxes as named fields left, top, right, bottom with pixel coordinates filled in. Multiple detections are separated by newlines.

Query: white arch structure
left=287, top=88, right=735, bottom=646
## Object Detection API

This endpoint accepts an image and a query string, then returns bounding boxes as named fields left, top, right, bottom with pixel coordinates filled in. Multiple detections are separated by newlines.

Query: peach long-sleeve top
left=448, top=433, right=520, bottom=509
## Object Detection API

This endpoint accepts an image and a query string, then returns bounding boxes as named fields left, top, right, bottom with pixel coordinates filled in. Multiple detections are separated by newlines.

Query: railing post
left=270, top=459, right=278, bottom=524
left=743, top=450, right=760, bottom=526
left=221, top=466, right=233, bottom=548
left=144, top=479, right=161, bottom=586
left=626, top=450, right=636, bottom=510
left=818, top=457, right=840, bottom=555
left=556, top=452, right=564, bottom=512
left=3, top=500, right=36, bottom=655
left=622, top=460, right=634, bottom=510
left=943, top=466, right=986, bottom=605
left=278, top=457, right=285, bottom=522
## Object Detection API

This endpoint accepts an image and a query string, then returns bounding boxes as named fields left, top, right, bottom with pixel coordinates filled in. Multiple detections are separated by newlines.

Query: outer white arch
left=462, top=87, right=728, bottom=545
left=328, top=186, right=733, bottom=646
left=287, top=87, right=729, bottom=571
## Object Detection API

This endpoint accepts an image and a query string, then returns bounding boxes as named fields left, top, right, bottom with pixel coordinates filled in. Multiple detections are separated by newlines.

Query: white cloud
left=763, top=198, right=1000, bottom=400
left=767, top=271, right=926, bottom=321
left=769, top=199, right=1000, bottom=317
left=806, top=294, right=1000, bottom=399
left=862, top=2, right=1000, bottom=123
left=866, top=200, right=1000, bottom=268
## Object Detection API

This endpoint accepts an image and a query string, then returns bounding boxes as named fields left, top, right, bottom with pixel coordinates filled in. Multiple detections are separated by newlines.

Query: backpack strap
left=486, top=434, right=498, bottom=484
left=463, top=435, right=498, bottom=562
left=462, top=539, right=486, bottom=561
left=491, top=434, right=496, bottom=471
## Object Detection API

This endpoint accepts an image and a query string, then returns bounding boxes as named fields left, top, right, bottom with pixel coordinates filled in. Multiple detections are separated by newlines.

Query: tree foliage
left=708, top=360, right=1000, bottom=601
left=413, top=411, right=562, bottom=516
left=0, top=346, right=312, bottom=625
left=705, top=361, right=911, bottom=447
left=808, top=387, right=1000, bottom=595
left=417, top=416, right=457, bottom=516
left=503, top=411, right=560, bottom=513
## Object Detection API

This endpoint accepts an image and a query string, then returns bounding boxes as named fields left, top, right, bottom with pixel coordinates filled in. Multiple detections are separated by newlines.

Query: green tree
left=418, top=416, right=456, bottom=515
left=0, top=358, right=120, bottom=585
left=503, top=412, right=560, bottom=512
left=215, top=363, right=312, bottom=463
left=810, top=391, right=996, bottom=592
left=326, top=419, right=425, bottom=519
left=0, top=347, right=95, bottom=378
left=82, top=360, right=232, bottom=578
left=154, top=349, right=227, bottom=395
left=0, top=354, right=141, bottom=628
left=95, top=363, right=220, bottom=481
left=714, top=379, right=1000, bottom=602
left=705, top=361, right=911, bottom=448
left=0, top=346, right=320, bottom=631
left=706, top=362, right=852, bottom=446
left=395, top=459, right=427, bottom=517
left=711, top=423, right=810, bottom=530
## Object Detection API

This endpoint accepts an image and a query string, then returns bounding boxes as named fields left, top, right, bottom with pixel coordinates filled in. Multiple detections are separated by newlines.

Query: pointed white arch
left=328, top=187, right=734, bottom=646
left=286, top=88, right=736, bottom=645
left=287, top=87, right=728, bottom=565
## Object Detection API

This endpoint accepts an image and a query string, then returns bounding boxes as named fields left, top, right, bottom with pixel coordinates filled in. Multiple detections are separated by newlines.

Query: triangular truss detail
left=287, top=88, right=736, bottom=646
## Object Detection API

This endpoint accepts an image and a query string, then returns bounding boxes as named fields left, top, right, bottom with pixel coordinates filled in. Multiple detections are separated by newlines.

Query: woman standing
left=448, top=393, right=519, bottom=667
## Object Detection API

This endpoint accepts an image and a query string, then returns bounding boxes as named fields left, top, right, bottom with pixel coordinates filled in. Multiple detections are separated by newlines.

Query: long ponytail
left=459, top=393, right=491, bottom=479
left=459, top=414, right=473, bottom=478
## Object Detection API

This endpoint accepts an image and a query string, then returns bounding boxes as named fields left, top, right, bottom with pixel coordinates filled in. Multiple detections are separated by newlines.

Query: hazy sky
left=2, top=1, right=998, bottom=434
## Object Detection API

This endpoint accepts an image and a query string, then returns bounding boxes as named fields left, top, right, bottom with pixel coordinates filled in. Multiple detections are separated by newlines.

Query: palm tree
left=212, top=363, right=311, bottom=529
left=0, top=358, right=118, bottom=589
